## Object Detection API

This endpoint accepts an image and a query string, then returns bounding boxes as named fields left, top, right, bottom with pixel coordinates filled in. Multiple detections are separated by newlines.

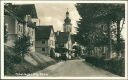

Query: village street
left=33, top=59, right=119, bottom=77
left=4, top=3, right=125, bottom=78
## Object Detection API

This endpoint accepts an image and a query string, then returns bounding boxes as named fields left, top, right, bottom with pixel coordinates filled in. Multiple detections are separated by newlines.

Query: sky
left=33, top=3, right=126, bottom=40
left=35, top=3, right=80, bottom=33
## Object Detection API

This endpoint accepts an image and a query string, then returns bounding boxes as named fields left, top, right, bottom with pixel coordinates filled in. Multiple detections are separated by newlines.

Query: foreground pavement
left=31, top=59, right=119, bottom=77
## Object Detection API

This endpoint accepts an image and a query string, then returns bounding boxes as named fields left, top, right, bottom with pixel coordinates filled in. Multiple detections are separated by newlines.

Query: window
left=42, top=40, right=45, bottom=44
left=19, top=25, right=20, bottom=31
left=42, top=48, right=45, bottom=51
left=5, top=24, right=8, bottom=31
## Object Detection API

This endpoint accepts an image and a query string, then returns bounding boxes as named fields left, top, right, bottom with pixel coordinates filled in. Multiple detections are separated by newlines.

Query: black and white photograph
left=0, top=0, right=128, bottom=79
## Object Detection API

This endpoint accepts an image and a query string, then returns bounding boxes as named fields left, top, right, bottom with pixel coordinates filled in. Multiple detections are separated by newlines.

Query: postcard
left=1, top=0, right=128, bottom=80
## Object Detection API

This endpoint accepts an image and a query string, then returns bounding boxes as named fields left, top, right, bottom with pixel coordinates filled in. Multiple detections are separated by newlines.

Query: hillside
left=4, top=45, right=56, bottom=76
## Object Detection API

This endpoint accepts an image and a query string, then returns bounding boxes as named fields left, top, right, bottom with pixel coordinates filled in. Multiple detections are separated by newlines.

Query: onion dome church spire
left=63, top=8, right=72, bottom=33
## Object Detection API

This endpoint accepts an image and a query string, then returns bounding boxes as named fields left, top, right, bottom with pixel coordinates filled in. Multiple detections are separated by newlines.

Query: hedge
left=85, top=56, right=125, bottom=76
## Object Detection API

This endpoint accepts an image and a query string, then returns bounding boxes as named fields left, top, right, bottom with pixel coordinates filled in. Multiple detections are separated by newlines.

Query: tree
left=13, top=34, right=32, bottom=62
left=73, top=45, right=81, bottom=57
left=110, top=5, right=125, bottom=57
left=75, top=4, right=109, bottom=46
left=96, top=4, right=125, bottom=57
left=75, top=3, right=125, bottom=58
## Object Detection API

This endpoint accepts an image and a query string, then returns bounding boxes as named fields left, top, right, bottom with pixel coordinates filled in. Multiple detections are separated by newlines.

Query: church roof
left=35, top=25, right=54, bottom=40
left=55, top=32, right=70, bottom=44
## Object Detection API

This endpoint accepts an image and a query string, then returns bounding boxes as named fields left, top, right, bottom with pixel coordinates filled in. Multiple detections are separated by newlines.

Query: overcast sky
left=35, top=3, right=80, bottom=33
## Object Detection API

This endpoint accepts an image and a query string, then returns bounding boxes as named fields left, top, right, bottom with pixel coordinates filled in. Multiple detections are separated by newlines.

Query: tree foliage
left=75, top=3, right=125, bottom=46
left=75, top=3, right=125, bottom=57
left=73, top=45, right=81, bottom=56
left=13, top=34, right=32, bottom=60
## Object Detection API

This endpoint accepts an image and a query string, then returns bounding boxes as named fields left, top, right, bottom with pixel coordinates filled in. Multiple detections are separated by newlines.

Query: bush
left=106, top=59, right=125, bottom=76
left=13, top=61, right=37, bottom=75
left=4, top=54, right=15, bottom=75
left=85, top=56, right=124, bottom=76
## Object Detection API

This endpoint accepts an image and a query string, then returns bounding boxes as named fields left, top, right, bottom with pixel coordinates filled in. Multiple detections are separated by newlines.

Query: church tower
left=63, top=9, right=72, bottom=33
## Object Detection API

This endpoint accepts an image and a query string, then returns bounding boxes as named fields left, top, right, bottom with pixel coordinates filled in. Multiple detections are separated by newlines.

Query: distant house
left=35, top=25, right=55, bottom=55
left=4, top=4, right=37, bottom=52
left=55, top=31, right=72, bottom=54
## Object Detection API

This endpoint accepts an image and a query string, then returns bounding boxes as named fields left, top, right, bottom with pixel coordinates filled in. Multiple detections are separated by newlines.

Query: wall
left=35, top=40, right=46, bottom=54
left=4, top=15, right=16, bottom=34
left=64, top=35, right=72, bottom=51
left=4, top=15, right=26, bottom=47
left=35, top=40, right=50, bottom=55
left=24, top=15, right=36, bottom=52
left=48, top=30, right=55, bottom=49
left=28, top=27, right=35, bottom=52
left=4, top=15, right=16, bottom=47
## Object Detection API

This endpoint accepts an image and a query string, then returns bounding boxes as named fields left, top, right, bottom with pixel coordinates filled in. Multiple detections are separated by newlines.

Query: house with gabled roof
left=35, top=25, right=55, bottom=55
left=4, top=4, right=37, bottom=52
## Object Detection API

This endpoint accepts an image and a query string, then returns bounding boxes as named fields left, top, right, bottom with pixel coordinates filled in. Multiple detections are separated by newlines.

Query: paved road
left=31, top=59, right=119, bottom=77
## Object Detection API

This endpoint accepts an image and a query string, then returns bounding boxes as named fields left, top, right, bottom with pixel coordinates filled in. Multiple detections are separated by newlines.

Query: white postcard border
left=1, top=1, right=128, bottom=79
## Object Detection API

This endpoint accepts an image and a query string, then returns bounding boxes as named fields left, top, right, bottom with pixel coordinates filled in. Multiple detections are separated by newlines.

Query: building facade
left=35, top=25, right=55, bottom=55
left=4, top=4, right=37, bottom=52
left=25, top=15, right=37, bottom=52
